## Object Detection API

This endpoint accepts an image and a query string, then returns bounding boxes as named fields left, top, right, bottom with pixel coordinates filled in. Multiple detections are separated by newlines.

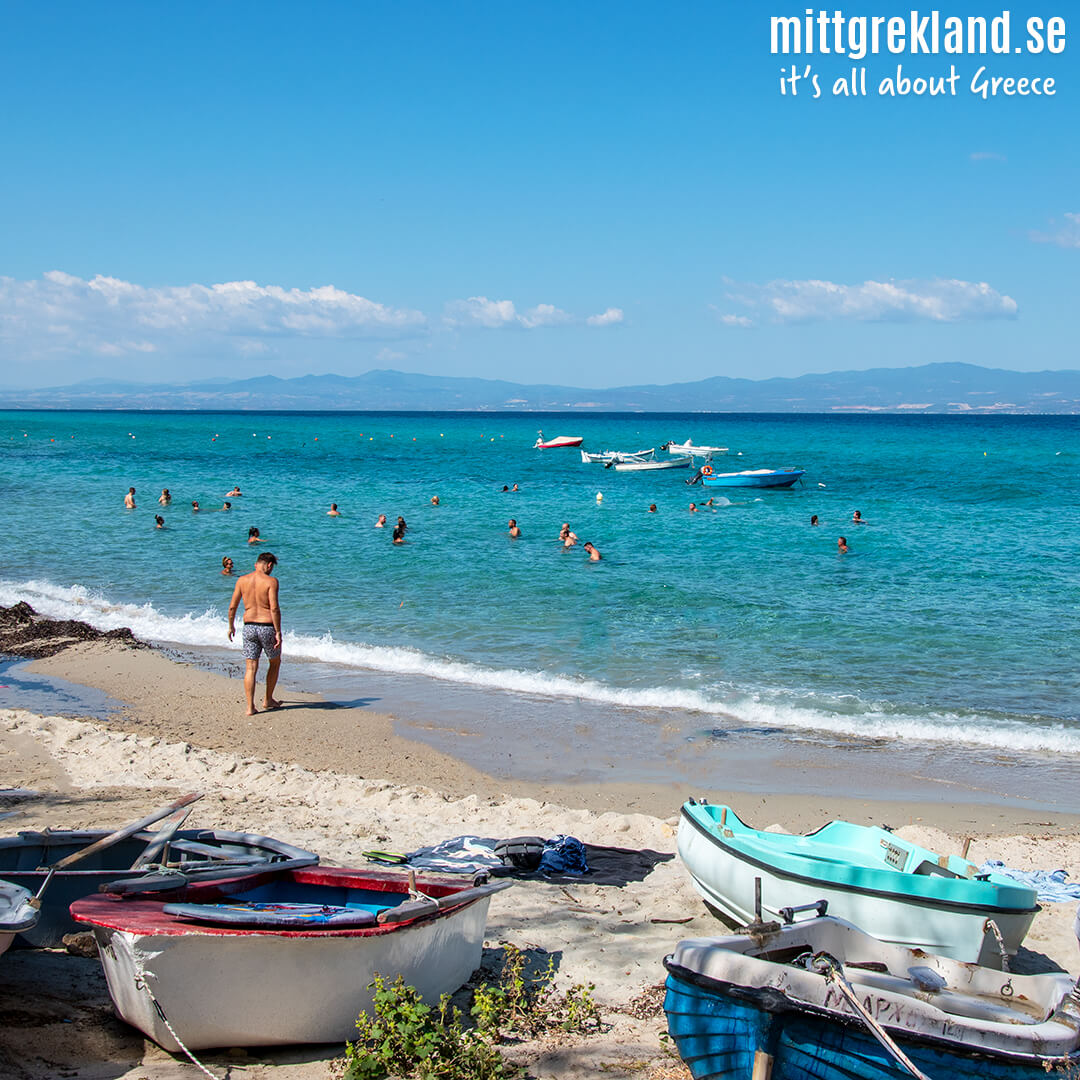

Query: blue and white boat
left=0, top=879, right=38, bottom=956
left=664, top=916, right=1080, bottom=1080
left=678, top=802, right=1038, bottom=966
left=698, top=467, right=804, bottom=488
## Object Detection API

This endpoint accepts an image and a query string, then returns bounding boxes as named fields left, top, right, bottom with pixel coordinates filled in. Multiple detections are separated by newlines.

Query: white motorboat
left=663, top=439, right=729, bottom=456
left=611, top=456, right=692, bottom=472
left=581, top=448, right=654, bottom=464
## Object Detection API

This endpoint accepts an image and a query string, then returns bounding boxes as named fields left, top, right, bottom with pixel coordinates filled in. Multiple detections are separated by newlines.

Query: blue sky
left=0, top=2, right=1075, bottom=388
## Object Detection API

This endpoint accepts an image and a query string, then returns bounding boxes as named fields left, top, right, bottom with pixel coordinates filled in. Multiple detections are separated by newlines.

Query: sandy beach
left=2, top=635, right=1080, bottom=1079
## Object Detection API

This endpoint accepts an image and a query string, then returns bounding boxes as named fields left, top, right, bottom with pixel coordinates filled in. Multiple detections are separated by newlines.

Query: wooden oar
left=31, top=792, right=203, bottom=907
left=130, top=806, right=194, bottom=869
left=377, top=879, right=513, bottom=925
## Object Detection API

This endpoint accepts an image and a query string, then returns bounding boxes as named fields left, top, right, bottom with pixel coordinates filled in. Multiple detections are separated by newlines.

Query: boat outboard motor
left=687, top=467, right=704, bottom=485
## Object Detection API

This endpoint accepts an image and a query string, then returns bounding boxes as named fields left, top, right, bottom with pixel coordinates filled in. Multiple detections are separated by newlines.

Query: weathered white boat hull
left=90, top=896, right=491, bottom=1049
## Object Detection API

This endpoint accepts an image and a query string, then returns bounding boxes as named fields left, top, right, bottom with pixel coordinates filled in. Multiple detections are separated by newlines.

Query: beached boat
left=535, top=431, right=584, bottom=449
left=581, top=447, right=653, bottom=464
left=612, top=455, right=692, bottom=472
left=698, top=467, right=804, bottom=488
left=664, top=916, right=1080, bottom=1080
left=0, top=879, right=38, bottom=956
left=662, top=439, right=729, bottom=457
left=0, top=824, right=318, bottom=946
left=678, top=802, right=1038, bottom=966
left=72, top=866, right=509, bottom=1050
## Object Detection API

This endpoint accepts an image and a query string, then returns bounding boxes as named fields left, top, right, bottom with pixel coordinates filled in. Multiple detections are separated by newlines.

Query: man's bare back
left=228, top=553, right=282, bottom=715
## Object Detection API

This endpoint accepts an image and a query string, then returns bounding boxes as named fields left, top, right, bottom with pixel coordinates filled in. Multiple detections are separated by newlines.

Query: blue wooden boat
left=0, top=826, right=319, bottom=946
left=679, top=802, right=1038, bottom=966
left=664, top=916, right=1080, bottom=1080
left=699, top=467, right=804, bottom=488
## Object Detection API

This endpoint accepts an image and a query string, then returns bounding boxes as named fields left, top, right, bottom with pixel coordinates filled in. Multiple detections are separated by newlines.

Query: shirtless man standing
left=227, top=552, right=282, bottom=716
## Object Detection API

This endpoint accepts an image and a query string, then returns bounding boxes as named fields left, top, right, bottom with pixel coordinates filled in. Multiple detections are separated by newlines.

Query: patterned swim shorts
left=242, top=623, right=281, bottom=660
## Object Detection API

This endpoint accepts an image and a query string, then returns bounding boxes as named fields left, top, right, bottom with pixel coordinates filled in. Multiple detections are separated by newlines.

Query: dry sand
left=1, top=639, right=1079, bottom=1079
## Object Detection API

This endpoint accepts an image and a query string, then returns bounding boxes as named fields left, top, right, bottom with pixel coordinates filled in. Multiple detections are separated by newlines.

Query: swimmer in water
left=430, top=495, right=439, bottom=506
left=191, top=500, right=200, bottom=512
left=583, top=541, right=601, bottom=561
left=222, top=556, right=235, bottom=575
left=374, top=513, right=387, bottom=528
left=227, top=486, right=243, bottom=496
left=392, top=524, right=406, bottom=544
left=688, top=503, right=698, bottom=513
left=327, top=503, right=341, bottom=516
left=397, top=516, right=407, bottom=532
left=248, top=526, right=264, bottom=543
left=648, top=504, right=657, bottom=513
left=154, top=515, right=165, bottom=529
left=810, top=514, right=819, bottom=526
left=222, top=501, right=232, bottom=511
left=124, top=487, right=136, bottom=509
left=838, top=536, right=848, bottom=553
left=508, top=518, right=521, bottom=538
left=159, top=489, right=171, bottom=505
left=852, top=510, right=865, bottom=524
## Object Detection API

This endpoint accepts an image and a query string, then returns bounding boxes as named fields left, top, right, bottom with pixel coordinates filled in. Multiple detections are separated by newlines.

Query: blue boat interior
left=214, top=879, right=408, bottom=915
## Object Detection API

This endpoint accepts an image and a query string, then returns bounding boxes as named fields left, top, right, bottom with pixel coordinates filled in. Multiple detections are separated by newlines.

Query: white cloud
left=444, top=296, right=620, bottom=330
left=586, top=307, right=624, bottom=326
left=719, top=277, right=1018, bottom=324
left=0, top=272, right=428, bottom=359
left=1030, top=212, right=1080, bottom=249
left=717, top=313, right=754, bottom=328
left=969, top=151, right=1006, bottom=163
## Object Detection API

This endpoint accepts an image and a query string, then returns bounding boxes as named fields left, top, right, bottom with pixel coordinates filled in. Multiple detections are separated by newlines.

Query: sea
left=2, top=410, right=1078, bottom=811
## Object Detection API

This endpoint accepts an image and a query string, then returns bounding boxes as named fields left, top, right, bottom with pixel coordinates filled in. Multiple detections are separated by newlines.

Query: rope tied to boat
left=132, top=956, right=222, bottom=1080
left=983, top=918, right=1010, bottom=973
left=810, top=952, right=932, bottom=1080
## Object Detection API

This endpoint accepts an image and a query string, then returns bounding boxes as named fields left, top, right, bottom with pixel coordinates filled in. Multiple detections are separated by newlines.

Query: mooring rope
left=132, top=959, right=222, bottom=1080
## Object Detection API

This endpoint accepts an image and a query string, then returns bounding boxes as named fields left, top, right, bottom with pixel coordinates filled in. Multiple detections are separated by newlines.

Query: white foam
left=3, top=577, right=1079, bottom=756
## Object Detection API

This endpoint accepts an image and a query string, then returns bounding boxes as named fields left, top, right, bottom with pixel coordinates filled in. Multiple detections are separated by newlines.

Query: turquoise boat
left=678, top=802, right=1038, bottom=966
left=699, top=467, right=804, bottom=488
left=664, top=916, right=1080, bottom=1080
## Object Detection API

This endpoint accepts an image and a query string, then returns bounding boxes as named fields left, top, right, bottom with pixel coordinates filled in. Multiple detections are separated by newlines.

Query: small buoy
left=984, top=451, right=987, bottom=456
left=399, top=600, right=405, bottom=607
left=818, top=482, right=826, bottom=488
left=412, top=437, right=416, bottom=441
left=440, top=433, right=444, bottom=437
left=596, top=492, right=603, bottom=502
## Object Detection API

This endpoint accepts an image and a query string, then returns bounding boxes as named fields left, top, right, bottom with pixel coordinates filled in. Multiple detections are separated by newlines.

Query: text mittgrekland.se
left=771, top=10, right=1066, bottom=61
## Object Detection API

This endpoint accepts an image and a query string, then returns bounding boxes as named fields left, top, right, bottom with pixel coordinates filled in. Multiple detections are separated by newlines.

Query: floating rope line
left=811, top=952, right=932, bottom=1080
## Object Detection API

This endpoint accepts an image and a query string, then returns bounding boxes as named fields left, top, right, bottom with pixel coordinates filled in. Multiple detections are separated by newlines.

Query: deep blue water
left=1, top=410, right=1078, bottom=758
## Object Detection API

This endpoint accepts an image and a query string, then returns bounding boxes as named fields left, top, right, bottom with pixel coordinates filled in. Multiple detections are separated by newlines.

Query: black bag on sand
left=495, top=836, right=546, bottom=871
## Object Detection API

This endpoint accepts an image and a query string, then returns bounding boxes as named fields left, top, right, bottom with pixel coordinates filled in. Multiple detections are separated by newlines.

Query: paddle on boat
left=0, top=793, right=319, bottom=946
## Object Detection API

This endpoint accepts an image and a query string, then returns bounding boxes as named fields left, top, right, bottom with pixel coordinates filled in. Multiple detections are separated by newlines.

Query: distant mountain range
left=3, top=363, right=1080, bottom=413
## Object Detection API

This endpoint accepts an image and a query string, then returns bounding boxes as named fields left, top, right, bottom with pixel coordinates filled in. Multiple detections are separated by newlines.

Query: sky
left=0, top=2, right=1075, bottom=389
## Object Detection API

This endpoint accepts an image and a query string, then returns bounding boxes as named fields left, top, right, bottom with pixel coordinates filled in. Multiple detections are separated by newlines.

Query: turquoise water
left=1, top=410, right=1078, bottom=766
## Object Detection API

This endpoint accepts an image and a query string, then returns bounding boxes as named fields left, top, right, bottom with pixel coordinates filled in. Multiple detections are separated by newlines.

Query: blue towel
left=979, top=860, right=1080, bottom=903
left=405, top=834, right=590, bottom=876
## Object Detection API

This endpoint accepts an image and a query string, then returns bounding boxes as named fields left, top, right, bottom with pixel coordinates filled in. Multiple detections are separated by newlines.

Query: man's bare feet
left=246, top=706, right=259, bottom=716
left=264, top=698, right=283, bottom=710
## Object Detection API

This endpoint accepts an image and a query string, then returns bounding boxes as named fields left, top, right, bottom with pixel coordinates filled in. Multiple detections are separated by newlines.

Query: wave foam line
left=3, top=578, right=1079, bottom=755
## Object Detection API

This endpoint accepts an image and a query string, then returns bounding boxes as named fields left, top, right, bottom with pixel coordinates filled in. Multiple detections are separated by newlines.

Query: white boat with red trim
left=72, top=865, right=510, bottom=1050
left=535, top=431, right=584, bottom=449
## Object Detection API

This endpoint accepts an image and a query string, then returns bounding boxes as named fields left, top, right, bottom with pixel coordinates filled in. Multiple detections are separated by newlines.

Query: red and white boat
left=535, top=430, right=584, bottom=449
left=72, top=866, right=509, bottom=1050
